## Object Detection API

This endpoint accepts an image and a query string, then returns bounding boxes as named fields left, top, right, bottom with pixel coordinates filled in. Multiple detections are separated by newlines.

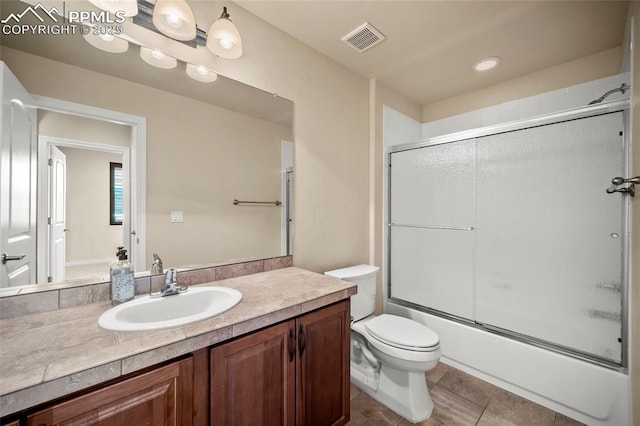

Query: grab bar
left=389, top=223, right=474, bottom=231
left=233, top=199, right=282, bottom=206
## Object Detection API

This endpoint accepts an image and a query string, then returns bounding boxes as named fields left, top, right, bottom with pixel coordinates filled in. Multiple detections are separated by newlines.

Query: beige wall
left=5, top=48, right=294, bottom=269
left=628, top=2, right=639, bottom=424
left=59, top=147, right=123, bottom=263
left=422, top=46, right=623, bottom=122
left=196, top=4, right=371, bottom=274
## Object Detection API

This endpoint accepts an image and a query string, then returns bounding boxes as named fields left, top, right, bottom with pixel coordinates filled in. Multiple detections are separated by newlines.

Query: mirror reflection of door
left=0, top=64, right=37, bottom=287
left=48, top=145, right=66, bottom=283
left=40, top=142, right=128, bottom=283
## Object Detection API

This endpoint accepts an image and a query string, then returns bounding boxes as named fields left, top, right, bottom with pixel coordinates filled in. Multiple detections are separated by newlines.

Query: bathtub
left=387, top=302, right=631, bottom=426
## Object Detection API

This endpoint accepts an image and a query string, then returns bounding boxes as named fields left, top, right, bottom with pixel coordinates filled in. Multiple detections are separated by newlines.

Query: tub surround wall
left=420, top=72, right=631, bottom=142
left=0, top=266, right=354, bottom=417
left=0, top=255, right=292, bottom=319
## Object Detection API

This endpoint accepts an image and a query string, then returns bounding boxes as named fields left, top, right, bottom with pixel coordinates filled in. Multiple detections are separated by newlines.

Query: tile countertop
left=0, top=267, right=356, bottom=417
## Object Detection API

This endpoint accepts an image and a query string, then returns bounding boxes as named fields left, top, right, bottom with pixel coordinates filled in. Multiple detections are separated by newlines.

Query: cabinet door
left=297, top=300, right=350, bottom=426
left=27, top=358, right=193, bottom=426
left=210, top=320, right=296, bottom=426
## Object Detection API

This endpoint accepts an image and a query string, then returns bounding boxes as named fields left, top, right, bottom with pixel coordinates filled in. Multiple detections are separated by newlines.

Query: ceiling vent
left=341, top=22, right=386, bottom=53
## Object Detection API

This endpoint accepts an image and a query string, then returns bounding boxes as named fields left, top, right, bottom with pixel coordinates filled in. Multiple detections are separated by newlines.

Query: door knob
left=1, top=253, right=26, bottom=265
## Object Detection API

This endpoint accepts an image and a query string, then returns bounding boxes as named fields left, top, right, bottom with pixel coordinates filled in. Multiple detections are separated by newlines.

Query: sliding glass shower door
left=390, top=139, right=475, bottom=320
left=389, top=111, right=626, bottom=365
left=474, top=112, right=624, bottom=363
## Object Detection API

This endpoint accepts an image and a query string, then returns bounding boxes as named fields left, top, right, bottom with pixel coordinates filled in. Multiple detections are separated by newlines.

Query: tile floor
left=347, top=362, right=585, bottom=426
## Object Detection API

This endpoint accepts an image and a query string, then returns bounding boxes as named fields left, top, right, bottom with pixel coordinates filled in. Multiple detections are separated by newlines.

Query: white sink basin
left=98, top=286, right=242, bottom=331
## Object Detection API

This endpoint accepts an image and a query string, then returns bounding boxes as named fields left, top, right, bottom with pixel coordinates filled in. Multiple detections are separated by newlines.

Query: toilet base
left=351, top=362, right=434, bottom=423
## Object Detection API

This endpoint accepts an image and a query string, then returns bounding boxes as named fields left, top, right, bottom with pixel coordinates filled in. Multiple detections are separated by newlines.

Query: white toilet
left=325, top=264, right=440, bottom=423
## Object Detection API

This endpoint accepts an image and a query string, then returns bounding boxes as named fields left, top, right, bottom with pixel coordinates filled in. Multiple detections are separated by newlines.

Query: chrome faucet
left=150, top=253, right=163, bottom=275
left=151, top=268, right=188, bottom=297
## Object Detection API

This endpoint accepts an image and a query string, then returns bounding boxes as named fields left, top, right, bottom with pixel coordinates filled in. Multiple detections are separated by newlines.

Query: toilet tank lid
left=324, top=264, right=379, bottom=279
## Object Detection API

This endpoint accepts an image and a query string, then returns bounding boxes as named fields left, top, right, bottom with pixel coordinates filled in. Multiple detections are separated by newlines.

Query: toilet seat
left=365, top=314, right=439, bottom=352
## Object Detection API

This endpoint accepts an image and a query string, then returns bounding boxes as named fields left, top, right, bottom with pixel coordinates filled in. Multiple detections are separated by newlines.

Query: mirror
left=0, top=0, right=294, bottom=292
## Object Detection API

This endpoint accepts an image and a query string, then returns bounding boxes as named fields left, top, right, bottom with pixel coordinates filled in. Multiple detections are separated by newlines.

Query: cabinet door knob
left=298, top=325, right=306, bottom=356
left=288, top=327, right=296, bottom=362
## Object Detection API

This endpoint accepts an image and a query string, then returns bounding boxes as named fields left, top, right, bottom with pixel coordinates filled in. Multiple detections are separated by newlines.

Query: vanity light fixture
left=473, top=56, right=501, bottom=72
left=186, top=63, right=218, bottom=83
left=152, top=0, right=197, bottom=41
left=206, top=7, right=243, bottom=59
left=140, top=46, right=178, bottom=69
left=88, top=0, right=138, bottom=17
left=82, top=31, right=130, bottom=53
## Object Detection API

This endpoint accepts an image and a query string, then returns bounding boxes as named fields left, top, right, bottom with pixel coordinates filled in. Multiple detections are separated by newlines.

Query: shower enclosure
left=388, top=108, right=629, bottom=367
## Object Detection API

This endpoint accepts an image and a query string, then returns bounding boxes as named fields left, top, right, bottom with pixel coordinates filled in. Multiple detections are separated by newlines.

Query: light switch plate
left=170, top=211, right=184, bottom=223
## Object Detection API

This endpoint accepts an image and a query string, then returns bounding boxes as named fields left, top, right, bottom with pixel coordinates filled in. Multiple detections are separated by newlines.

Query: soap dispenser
left=110, top=246, right=134, bottom=305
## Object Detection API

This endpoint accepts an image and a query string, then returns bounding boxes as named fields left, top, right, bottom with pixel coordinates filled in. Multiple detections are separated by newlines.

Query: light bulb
left=140, top=47, right=177, bottom=69
left=219, top=37, right=234, bottom=50
left=166, top=13, right=183, bottom=29
left=186, top=63, right=218, bottom=82
left=206, top=7, right=242, bottom=59
left=83, top=30, right=128, bottom=53
left=152, top=0, right=196, bottom=41
left=151, top=49, right=166, bottom=60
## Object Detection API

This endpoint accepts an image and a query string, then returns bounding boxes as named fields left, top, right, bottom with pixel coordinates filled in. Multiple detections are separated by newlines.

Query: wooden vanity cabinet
left=6, top=299, right=350, bottom=426
left=26, top=357, right=193, bottom=426
left=210, top=300, right=350, bottom=426
left=295, top=301, right=350, bottom=425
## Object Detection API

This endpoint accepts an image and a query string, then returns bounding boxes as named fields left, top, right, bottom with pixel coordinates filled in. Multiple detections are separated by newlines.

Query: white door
left=0, top=64, right=37, bottom=287
left=49, top=145, right=66, bottom=282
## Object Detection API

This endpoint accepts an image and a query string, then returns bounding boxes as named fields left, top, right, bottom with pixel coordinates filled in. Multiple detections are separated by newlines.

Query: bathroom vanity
left=0, top=267, right=355, bottom=425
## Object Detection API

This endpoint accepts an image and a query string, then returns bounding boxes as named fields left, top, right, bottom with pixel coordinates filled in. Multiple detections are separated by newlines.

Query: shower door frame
left=386, top=99, right=631, bottom=371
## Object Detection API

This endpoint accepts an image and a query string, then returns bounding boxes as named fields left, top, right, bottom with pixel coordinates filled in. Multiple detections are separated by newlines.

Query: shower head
left=588, top=83, right=630, bottom=105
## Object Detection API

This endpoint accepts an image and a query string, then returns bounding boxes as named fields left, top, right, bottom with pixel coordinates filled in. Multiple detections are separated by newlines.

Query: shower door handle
left=606, top=176, right=639, bottom=197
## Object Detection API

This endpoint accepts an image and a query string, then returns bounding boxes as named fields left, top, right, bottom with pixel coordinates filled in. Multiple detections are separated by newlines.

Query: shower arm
left=588, top=83, right=631, bottom=105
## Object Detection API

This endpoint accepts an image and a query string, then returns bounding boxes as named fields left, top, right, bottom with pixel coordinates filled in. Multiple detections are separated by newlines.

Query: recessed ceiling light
left=473, top=56, right=501, bottom=72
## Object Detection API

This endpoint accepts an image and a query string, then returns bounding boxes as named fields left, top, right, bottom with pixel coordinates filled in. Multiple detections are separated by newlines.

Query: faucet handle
left=165, top=268, right=178, bottom=286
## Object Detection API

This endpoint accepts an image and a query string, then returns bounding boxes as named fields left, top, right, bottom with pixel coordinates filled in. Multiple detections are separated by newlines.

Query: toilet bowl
left=325, top=265, right=441, bottom=423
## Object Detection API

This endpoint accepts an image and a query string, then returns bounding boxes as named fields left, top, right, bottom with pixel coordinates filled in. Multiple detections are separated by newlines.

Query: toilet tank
left=325, top=264, right=379, bottom=321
